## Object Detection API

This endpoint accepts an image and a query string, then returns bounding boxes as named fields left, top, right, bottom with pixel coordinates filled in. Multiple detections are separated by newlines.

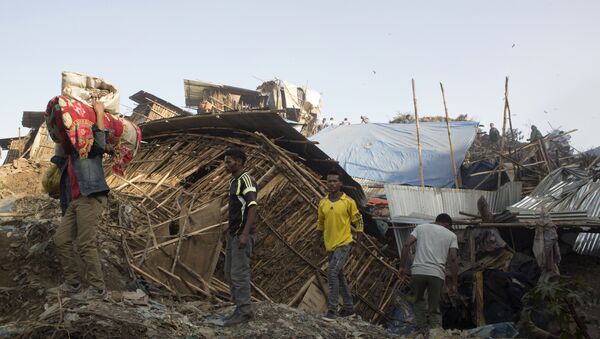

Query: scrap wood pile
left=463, top=130, right=581, bottom=194
left=0, top=172, right=397, bottom=337
left=105, top=129, right=404, bottom=323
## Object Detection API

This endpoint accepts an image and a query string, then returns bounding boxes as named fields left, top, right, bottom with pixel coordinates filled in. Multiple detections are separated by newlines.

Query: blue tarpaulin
left=310, top=122, right=479, bottom=187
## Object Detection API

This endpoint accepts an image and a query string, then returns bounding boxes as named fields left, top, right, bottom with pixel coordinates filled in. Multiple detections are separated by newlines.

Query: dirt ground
left=2, top=160, right=598, bottom=338
left=0, top=192, right=399, bottom=338
left=559, top=253, right=600, bottom=337
left=0, top=159, right=50, bottom=199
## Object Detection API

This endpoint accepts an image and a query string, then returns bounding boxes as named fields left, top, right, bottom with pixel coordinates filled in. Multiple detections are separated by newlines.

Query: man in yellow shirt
left=317, top=170, right=364, bottom=321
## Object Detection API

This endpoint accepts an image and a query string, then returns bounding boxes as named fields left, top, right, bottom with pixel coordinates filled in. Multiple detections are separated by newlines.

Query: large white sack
left=61, top=71, right=121, bottom=114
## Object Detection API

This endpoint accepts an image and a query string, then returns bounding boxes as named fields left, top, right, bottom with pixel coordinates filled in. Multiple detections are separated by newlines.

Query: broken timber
left=106, top=112, right=400, bottom=323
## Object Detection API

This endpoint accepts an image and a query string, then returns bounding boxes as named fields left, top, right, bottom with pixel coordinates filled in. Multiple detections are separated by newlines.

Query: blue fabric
left=311, top=122, right=478, bottom=187
left=71, top=153, right=109, bottom=197
left=73, top=128, right=109, bottom=198
left=56, top=128, right=110, bottom=215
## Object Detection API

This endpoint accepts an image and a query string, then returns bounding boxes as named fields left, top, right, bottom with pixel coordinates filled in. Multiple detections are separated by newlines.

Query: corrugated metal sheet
left=509, top=167, right=600, bottom=216
left=393, top=227, right=415, bottom=259
left=353, top=177, right=385, bottom=198
left=508, top=167, right=600, bottom=257
left=574, top=233, right=600, bottom=256
left=385, top=181, right=522, bottom=222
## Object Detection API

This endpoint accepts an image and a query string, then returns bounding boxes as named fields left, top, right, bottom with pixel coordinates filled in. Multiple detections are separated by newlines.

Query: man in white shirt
left=398, top=213, right=459, bottom=330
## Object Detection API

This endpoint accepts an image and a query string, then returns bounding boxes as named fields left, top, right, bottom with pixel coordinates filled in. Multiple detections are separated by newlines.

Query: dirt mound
left=0, top=195, right=403, bottom=338
left=0, top=158, right=51, bottom=199
left=1, top=299, right=394, bottom=338
left=0, top=195, right=131, bottom=324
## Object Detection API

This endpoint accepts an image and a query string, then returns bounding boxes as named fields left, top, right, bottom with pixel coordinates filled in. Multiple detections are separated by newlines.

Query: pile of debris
left=184, top=79, right=322, bottom=136
left=0, top=195, right=399, bottom=338
left=0, top=194, right=131, bottom=331
left=462, top=129, right=581, bottom=194
left=3, top=297, right=394, bottom=338
left=0, top=158, right=50, bottom=199
left=0, top=112, right=413, bottom=337
left=106, top=115, right=403, bottom=323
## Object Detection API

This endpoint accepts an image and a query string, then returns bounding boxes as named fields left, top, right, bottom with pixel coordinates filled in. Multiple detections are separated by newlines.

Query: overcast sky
left=0, top=0, right=598, bottom=151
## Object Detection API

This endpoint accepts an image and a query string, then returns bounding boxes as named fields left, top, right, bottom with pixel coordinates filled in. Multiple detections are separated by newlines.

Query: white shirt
left=410, top=223, right=458, bottom=280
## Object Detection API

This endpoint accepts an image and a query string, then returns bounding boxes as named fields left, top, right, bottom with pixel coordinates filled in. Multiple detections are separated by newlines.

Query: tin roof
left=509, top=166, right=600, bottom=256
left=129, top=90, right=192, bottom=117
left=385, top=181, right=522, bottom=224
left=509, top=167, right=600, bottom=218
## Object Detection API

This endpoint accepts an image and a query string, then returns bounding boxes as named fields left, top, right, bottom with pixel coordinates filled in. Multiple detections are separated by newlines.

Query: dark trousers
left=327, top=245, right=354, bottom=313
left=224, top=233, right=255, bottom=315
left=410, top=274, right=443, bottom=329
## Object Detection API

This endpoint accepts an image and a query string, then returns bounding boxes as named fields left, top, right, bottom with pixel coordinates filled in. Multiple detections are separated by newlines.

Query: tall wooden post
left=412, top=79, right=425, bottom=187
left=505, top=77, right=515, bottom=154
left=497, top=77, right=509, bottom=189
left=17, top=127, right=21, bottom=158
left=440, top=82, right=461, bottom=188
left=504, top=77, right=520, bottom=180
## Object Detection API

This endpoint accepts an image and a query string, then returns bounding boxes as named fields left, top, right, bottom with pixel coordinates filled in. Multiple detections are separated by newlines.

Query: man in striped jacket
left=223, top=147, right=258, bottom=326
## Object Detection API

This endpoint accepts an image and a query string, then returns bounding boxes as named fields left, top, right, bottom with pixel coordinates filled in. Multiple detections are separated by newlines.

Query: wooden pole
left=505, top=78, right=515, bottom=153
left=504, top=78, right=521, bottom=180
left=497, top=77, right=509, bottom=189
left=412, top=79, right=425, bottom=187
left=17, top=127, right=21, bottom=157
left=440, top=82, right=460, bottom=188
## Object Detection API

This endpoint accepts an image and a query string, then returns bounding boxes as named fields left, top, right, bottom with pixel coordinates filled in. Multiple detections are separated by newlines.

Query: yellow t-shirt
left=317, top=193, right=363, bottom=252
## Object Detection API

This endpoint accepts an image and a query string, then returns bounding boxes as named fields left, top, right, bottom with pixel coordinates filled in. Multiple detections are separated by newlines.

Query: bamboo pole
left=115, top=130, right=404, bottom=323
left=412, top=79, right=425, bottom=187
left=586, top=154, right=600, bottom=171
left=170, top=203, right=188, bottom=273
left=440, top=82, right=460, bottom=188
left=132, top=222, right=227, bottom=257
left=155, top=246, right=213, bottom=298
left=481, top=129, right=577, bottom=160
left=261, top=217, right=387, bottom=317
left=497, top=77, right=509, bottom=189
left=130, top=264, right=176, bottom=294
left=504, top=77, right=517, bottom=169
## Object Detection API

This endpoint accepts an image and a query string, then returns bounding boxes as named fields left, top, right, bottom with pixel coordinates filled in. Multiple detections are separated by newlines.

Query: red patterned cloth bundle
left=45, top=96, right=141, bottom=175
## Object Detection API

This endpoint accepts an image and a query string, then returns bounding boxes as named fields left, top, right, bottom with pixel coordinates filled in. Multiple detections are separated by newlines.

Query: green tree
left=389, top=112, right=471, bottom=124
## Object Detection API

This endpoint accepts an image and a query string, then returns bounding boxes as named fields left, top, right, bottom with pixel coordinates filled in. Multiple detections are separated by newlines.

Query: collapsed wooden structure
left=464, top=129, right=579, bottom=195
left=106, top=112, right=404, bottom=323
left=1, top=111, right=56, bottom=165
left=129, top=91, right=192, bottom=125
